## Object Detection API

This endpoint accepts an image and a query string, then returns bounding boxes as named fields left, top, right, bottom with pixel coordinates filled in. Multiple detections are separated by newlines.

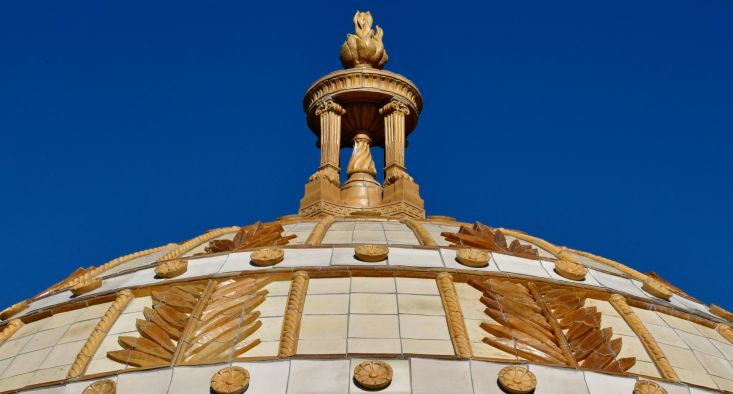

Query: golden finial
left=340, top=11, right=388, bottom=69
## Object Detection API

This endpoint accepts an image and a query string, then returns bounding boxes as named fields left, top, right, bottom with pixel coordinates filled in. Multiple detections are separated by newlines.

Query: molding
left=67, top=289, right=134, bottom=378
left=305, top=216, right=335, bottom=245
left=436, top=273, right=472, bottom=359
left=569, top=248, right=648, bottom=282
left=0, top=300, right=28, bottom=320
left=0, top=320, right=23, bottom=346
left=158, top=227, right=240, bottom=262
left=717, top=324, right=733, bottom=345
left=403, top=219, right=437, bottom=246
left=609, top=294, right=679, bottom=381
left=278, top=271, right=309, bottom=357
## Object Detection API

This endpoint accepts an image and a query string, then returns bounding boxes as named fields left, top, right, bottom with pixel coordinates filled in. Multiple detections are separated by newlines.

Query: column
left=379, top=99, right=413, bottom=185
left=309, top=100, right=346, bottom=186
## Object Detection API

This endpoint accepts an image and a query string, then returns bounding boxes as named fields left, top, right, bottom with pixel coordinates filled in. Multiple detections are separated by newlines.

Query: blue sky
left=1, top=1, right=731, bottom=310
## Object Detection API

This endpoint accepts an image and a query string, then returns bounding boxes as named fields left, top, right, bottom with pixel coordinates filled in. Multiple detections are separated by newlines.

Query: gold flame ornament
left=340, top=11, right=388, bottom=69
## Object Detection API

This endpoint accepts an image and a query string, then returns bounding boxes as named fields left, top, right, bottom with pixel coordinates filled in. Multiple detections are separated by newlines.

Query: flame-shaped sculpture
left=340, top=11, right=388, bottom=69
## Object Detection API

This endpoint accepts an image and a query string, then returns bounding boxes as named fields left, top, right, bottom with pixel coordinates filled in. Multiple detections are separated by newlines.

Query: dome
left=0, top=11, right=732, bottom=394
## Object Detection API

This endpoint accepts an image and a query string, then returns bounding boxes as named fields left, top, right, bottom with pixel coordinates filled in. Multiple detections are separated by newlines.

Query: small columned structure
left=299, top=11, right=425, bottom=218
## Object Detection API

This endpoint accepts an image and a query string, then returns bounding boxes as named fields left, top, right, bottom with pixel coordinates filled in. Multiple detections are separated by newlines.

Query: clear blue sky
left=1, top=1, right=731, bottom=310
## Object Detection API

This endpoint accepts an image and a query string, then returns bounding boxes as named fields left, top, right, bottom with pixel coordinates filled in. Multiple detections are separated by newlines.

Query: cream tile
left=348, top=315, right=400, bottom=339
left=677, top=330, right=723, bottom=356
left=696, top=351, right=733, bottom=379
left=329, top=221, right=356, bottom=231
left=492, top=253, right=550, bottom=278
left=470, top=341, right=517, bottom=359
left=253, top=317, right=283, bottom=342
left=695, top=324, right=730, bottom=345
left=29, top=365, right=67, bottom=385
left=0, top=371, right=33, bottom=392
left=530, top=364, right=589, bottom=394
left=350, top=293, right=398, bottom=314
left=347, top=338, right=401, bottom=354
left=287, top=359, right=350, bottom=394
left=0, top=358, right=11, bottom=377
left=264, top=280, right=292, bottom=296
left=411, top=358, right=472, bottom=393
left=116, top=368, right=173, bottom=394
left=2, top=347, right=52, bottom=378
left=385, top=231, right=420, bottom=246
left=258, top=296, right=288, bottom=317
left=322, top=230, right=354, bottom=244
left=242, top=341, right=279, bottom=358
left=307, top=278, right=350, bottom=294
left=10, top=320, right=45, bottom=340
left=77, top=302, right=113, bottom=321
left=297, top=338, right=347, bottom=354
left=352, top=230, right=386, bottom=242
left=630, top=307, right=669, bottom=326
left=645, top=323, right=689, bottom=348
left=354, top=222, right=385, bottom=231
left=399, top=315, right=450, bottom=340
left=676, top=367, right=719, bottom=389
left=351, top=277, right=396, bottom=293
left=39, top=340, right=85, bottom=369
left=459, top=297, right=487, bottom=320
left=600, top=315, right=635, bottom=337
left=84, top=357, right=126, bottom=375
left=303, top=294, right=349, bottom=315
left=395, top=278, right=439, bottom=295
left=350, top=359, right=410, bottom=394
left=615, top=334, right=652, bottom=362
left=397, top=294, right=445, bottom=316
left=660, top=343, right=707, bottom=372
left=627, top=360, right=661, bottom=377
left=58, top=319, right=98, bottom=344
left=583, top=371, right=636, bottom=394
left=21, top=326, right=68, bottom=353
left=585, top=298, right=620, bottom=317
left=124, top=296, right=153, bottom=313
left=299, top=315, right=347, bottom=339
left=108, top=311, right=143, bottom=335
left=25, top=383, right=66, bottom=393
left=42, top=309, right=83, bottom=330
left=712, top=339, right=733, bottom=361
left=453, top=282, right=482, bottom=300
left=463, top=319, right=487, bottom=343
left=712, top=376, right=733, bottom=392
left=660, top=313, right=705, bottom=334
left=93, top=334, right=123, bottom=360
left=0, top=336, right=32, bottom=361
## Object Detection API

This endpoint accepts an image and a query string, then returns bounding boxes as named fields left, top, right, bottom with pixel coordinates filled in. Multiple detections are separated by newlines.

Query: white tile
left=116, top=368, right=172, bottom=394
left=469, top=360, right=513, bottom=394
left=411, top=358, right=473, bottom=394
left=492, top=253, right=550, bottom=278
left=329, top=222, right=356, bottom=231
left=168, top=364, right=225, bottom=394
left=287, top=359, right=350, bottom=394
left=279, top=249, right=333, bottom=267
left=588, top=270, right=647, bottom=298
left=385, top=231, right=420, bottom=246
left=529, top=364, right=589, bottom=394
left=440, top=248, right=498, bottom=272
left=322, top=230, right=354, bottom=244
left=354, top=222, right=385, bottom=231
left=232, top=361, right=291, bottom=394
left=218, top=251, right=254, bottom=273
left=388, top=249, right=443, bottom=268
left=583, top=371, right=636, bottom=394
left=178, top=254, right=228, bottom=278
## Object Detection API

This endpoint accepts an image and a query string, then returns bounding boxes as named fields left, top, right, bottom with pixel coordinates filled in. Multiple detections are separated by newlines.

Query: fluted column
left=309, top=100, right=346, bottom=186
left=380, top=99, right=413, bottom=186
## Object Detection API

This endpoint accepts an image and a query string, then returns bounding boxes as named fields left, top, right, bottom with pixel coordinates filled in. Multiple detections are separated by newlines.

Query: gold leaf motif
left=634, top=380, right=668, bottom=394
left=82, top=379, right=116, bottom=394
left=210, top=366, right=250, bottom=394
left=442, top=222, right=539, bottom=260
left=455, top=248, right=490, bottom=268
left=353, top=360, right=393, bottom=390
left=250, top=247, right=285, bottom=267
left=155, top=259, right=188, bottom=279
left=354, top=244, right=389, bottom=262
left=497, top=366, right=536, bottom=394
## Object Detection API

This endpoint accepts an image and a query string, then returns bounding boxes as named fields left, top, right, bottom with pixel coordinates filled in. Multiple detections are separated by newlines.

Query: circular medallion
left=354, top=244, right=389, bottom=262
left=154, top=259, right=188, bottom=278
left=633, top=380, right=668, bottom=394
left=71, top=278, right=103, bottom=296
left=210, top=366, right=250, bottom=394
left=497, top=366, right=536, bottom=394
left=353, top=360, right=393, bottom=390
left=82, top=379, right=116, bottom=394
left=456, top=248, right=490, bottom=268
left=250, top=247, right=285, bottom=267
left=642, top=279, right=672, bottom=300
left=554, top=259, right=587, bottom=281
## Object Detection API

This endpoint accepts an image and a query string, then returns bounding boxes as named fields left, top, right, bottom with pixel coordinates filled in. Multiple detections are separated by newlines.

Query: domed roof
left=0, top=11, right=732, bottom=394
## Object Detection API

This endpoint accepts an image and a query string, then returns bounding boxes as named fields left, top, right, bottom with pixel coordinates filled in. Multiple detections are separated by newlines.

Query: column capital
left=379, top=99, right=410, bottom=116
left=315, top=99, right=346, bottom=116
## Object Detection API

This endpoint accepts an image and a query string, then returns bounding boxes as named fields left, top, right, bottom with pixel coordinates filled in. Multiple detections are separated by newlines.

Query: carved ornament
left=82, top=379, right=116, bottom=394
left=210, top=366, right=250, bottom=394
left=155, top=259, right=188, bottom=279
left=436, top=273, right=472, bottom=358
left=354, top=244, right=389, bottom=262
left=353, top=360, right=393, bottom=390
left=642, top=279, right=672, bottom=300
left=0, top=320, right=23, bottom=345
left=455, top=248, right=490, bottom=268
left=442, top=222, right=539, bottom=259
left=250, top=247, right=285, bottom=267
left=70, top=277, right=103, bottom=297
left=633, top=380, right=668, bottom=394
left=553, top=258, right=588, bottom=281
left=205, top=222, right=296, bottom=254
left=279, top=271, right=309, bottom=357
left=340, top=11, right=388, bottom=69
left=0, top=300, right=28, bottom=320
left=497, top=366, right=536, bottom=394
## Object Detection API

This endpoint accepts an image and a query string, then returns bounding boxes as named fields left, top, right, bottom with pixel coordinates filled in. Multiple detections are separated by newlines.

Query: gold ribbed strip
left=717, top=324, right=733, bottom=344
left=609, top=294, right=679, bottom=381
left=404, top=219, right=437, bottom=246
left=67, top=289, right=134, bottom=378
left=173, top=279, right=216, bottom=364
left=158, top=226, right=240, bottom=262
left=278, top=271, right=309, bottom=357
left=436, top=273, right=472, bottom=359
left=0, top=300, right=28, bottom=321
left=306, top=216, right=335, bottom=245
left=0, top=320, right=23, bottom=346
left=527, top=282, right=578, bottom=367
